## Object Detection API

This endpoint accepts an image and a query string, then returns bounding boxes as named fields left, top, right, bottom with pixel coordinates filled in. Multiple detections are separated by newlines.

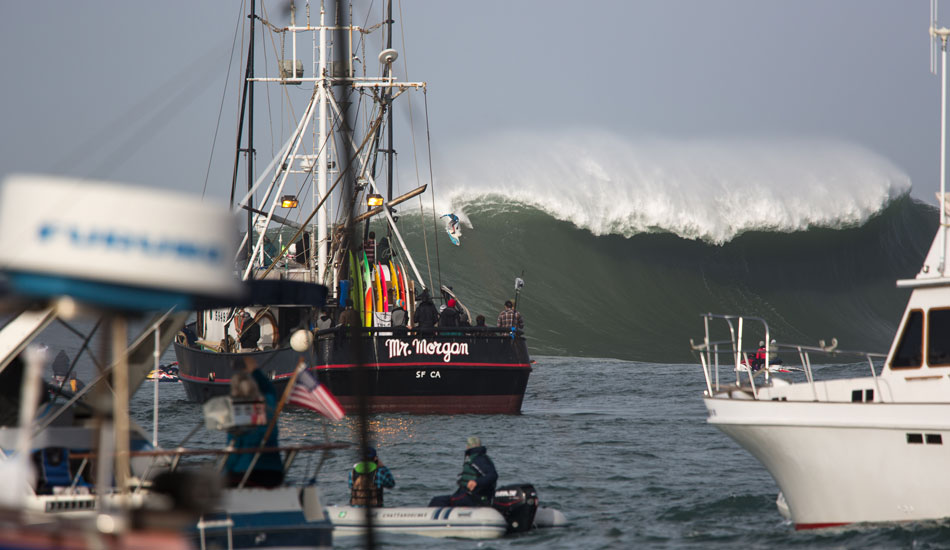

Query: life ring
left=255, top=310, right=279, bottom=348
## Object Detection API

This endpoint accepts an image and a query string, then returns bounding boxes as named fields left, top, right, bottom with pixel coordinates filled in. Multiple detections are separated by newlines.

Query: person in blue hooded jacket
left=224, top=364, right=284, bottom=488
left=428, top=436, right=498, bottom=507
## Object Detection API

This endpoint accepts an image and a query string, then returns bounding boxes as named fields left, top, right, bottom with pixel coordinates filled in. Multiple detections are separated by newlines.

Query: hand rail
left=695, top=313, right=887, bottom=401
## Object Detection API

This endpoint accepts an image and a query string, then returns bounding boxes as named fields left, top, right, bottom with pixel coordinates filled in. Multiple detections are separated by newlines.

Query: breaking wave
left=427, top=130, right=911, bottom=244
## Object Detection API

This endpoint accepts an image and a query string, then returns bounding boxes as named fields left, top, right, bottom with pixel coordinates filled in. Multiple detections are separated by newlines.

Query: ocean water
left=25, top=131, right=947, bottom=547
left=124, top=354, right=950, bottom=549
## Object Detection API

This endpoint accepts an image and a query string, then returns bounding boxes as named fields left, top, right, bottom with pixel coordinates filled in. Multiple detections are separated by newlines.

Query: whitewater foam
left=424, top=131, right=911, bottom=244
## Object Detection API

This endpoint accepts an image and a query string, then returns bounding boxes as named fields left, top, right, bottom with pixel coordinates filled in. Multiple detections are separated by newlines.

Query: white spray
left=423, top=130, right=911, bottom=245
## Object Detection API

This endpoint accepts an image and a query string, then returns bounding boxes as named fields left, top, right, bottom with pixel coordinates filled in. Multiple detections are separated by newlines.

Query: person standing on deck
left=391, top=299, right=408, bottom=329
left=439, top=298, right=461, bottom=328
left=238, top=311, right=261, bottom=351
left=413, top=291, right=439, bottom=329
left=338, top=299, right=360, bottom=328
left=496, top=300, right=524, bottom=330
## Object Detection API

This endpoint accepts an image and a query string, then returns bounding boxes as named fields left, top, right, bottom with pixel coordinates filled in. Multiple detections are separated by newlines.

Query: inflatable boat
left=328, top=483, right=567, bottom=539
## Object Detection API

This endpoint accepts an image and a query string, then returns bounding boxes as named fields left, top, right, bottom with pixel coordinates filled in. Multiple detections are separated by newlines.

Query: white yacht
left=692, top=9, right=950, bottom=530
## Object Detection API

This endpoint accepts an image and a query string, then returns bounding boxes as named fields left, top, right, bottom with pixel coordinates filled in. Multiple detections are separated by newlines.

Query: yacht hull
left=705, top=397, right=950, bottom=528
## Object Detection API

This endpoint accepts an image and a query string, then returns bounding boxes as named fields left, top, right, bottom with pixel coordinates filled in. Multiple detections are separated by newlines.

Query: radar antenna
left=932, top=0, right=950, bottom=275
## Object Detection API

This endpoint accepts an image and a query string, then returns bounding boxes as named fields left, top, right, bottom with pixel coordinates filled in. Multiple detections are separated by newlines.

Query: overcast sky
left=0, top=1, right=941, bottom=204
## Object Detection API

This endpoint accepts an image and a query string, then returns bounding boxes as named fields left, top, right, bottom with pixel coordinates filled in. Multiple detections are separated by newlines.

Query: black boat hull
left=175, top=328, right=531, bottom=414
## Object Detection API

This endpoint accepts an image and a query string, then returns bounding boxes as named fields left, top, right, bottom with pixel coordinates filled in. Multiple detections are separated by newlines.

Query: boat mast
left=318, top=1, right=329, bottom=285
left=247, top=0, right=256, bottom=271
left=385, top=0, right=395, bottom=206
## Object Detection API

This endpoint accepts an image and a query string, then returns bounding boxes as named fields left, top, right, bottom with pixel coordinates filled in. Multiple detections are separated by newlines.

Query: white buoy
left=290, top=329, right=313, bottom=352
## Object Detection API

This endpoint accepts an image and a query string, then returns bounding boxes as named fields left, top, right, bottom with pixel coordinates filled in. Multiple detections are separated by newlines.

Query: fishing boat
left=174, top=1, right=532, bottom=413
left=690, top=10, right=950, bottom=530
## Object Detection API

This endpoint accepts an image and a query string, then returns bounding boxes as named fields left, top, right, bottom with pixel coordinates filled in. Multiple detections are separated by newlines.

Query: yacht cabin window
left=928, top=308, right=950, bottom=366
left=890, top=309, right=923, bottom=369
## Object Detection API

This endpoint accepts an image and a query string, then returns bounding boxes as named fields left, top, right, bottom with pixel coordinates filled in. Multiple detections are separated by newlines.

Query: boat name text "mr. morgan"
left=385, top=339, right=469, bottom=362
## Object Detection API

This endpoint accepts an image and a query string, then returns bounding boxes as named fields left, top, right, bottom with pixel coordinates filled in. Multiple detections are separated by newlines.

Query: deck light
left=281, top=195, right=298, bottom=208
left=366, top=193, right=384, bottom=207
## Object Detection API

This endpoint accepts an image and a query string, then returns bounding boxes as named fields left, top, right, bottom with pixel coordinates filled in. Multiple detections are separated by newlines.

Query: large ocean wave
left=385, top=195, right=934, bottom=363
left=425, top=131, right=911, bottom=244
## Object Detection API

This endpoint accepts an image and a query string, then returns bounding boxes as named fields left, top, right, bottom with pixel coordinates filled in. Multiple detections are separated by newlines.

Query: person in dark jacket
left=428, top=436, right=498, bottom=507
left=225, top=364, right=283, bottom=488
left=438, top=298, right=461, bottom=327
left=238, top=311, right=261, bottom=351
left=412, top=291, right=439, bottom=329
left=338, top=299, right=360, bottom=327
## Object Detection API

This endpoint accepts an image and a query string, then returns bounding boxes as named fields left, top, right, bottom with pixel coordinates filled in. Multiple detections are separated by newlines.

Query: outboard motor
left=492, top=483, right=539, bottom=533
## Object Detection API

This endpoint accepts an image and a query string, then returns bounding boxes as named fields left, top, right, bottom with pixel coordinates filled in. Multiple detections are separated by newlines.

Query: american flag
left=289, top=370, right=345, bottom=421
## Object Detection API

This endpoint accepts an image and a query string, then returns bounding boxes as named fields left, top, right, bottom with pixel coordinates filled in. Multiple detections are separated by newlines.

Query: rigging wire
left=201, top=2, right=247, bottom=199
left=398, top=0, right=422, bottom=196
left=52, top=44, right=232, bottom=181
left=424, top=90, right=440, bottom=294
left=229, top=0, right=250, bottom=208
left=259, top=1, right=278, bottom=161
left=397, top=0, right=433, bottom=292
left=92, top=69, right=215, bottom=181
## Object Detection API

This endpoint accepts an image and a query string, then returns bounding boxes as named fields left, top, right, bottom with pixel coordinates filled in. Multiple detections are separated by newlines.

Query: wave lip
left=430, top=131, right=911, bottom=244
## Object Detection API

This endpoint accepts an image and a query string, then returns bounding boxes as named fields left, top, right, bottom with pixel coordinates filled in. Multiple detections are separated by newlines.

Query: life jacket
left=457, top=449, right=494, bottom=505
left=350, top=461, right=383, bottom=506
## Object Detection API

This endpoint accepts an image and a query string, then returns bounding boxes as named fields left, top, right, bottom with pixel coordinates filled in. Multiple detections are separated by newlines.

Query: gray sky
left=0, top=1, right=941, bottom=204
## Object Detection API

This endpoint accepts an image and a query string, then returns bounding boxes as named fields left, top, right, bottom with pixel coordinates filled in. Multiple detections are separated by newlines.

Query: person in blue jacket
left=428, top=436, right=498, bottom=507
left=224, top=363, right=284, bottom=488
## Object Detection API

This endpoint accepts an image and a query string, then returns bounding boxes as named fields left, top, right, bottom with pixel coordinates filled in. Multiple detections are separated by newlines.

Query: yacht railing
left=692, top=313, right=886, bottom=400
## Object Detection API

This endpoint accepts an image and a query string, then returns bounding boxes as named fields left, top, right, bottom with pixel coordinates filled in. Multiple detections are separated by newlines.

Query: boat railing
left=692, top=313, right=886, bottom=400
left=315, top=325, right=525, bottom=339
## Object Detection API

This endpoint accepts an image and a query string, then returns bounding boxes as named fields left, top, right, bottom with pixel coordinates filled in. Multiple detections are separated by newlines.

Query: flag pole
left=513, top=271, right=525, bottom=312
left=238, top=357, right=308, bottom=488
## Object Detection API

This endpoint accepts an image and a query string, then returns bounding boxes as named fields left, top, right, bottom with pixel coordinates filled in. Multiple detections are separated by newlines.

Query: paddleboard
left=388, top=260, right=399, bottom=304
left=348, top=251, right=363, bottom=323
left=364, top=286, right=373, bottom=326
left=362, top=251, right=373, bottom=327
left=374, top=264, right=383, bottom=313
left=379, top=263, right=389, bottom=312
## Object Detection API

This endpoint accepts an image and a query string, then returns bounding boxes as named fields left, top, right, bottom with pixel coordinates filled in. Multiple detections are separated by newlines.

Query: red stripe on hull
left=794, top=522, right=851, bottom=530
left=335, top=394, right=525, bottom=414
left=315, top=362, right=531, bottom=369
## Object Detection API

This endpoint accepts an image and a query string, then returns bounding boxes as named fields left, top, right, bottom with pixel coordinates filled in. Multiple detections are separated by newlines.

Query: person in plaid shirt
left=496, top=300, right=524, bottom=330
left=348, top=446, right=395, bottom=506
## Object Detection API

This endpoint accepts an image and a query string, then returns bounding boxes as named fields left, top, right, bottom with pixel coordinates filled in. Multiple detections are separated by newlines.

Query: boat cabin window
left=890, top=309, right=923, bottom=369
left=928, top=308, right=950, bottom=367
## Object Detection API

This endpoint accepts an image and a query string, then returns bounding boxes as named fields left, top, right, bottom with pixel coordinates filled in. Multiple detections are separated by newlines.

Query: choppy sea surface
left=125, top=353, right=950, bottom=549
